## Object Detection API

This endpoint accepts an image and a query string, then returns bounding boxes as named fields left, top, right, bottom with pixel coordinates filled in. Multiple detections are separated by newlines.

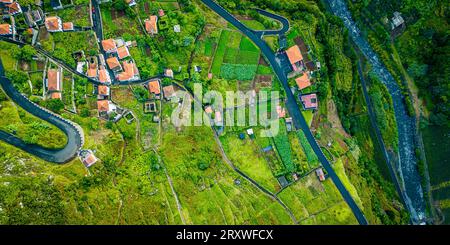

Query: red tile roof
left=0, top=24, right=12, bottom=35
left=106, top=57, right=121, bottom=70
left=286, top=45, right=303, bottom=65
left=117, top=61, right=139, bottom=81
left=101, top=39, right=117, bottom=52
left=98, top=85, right=109, bottom=96
left=62, top=22, right=73, bottom=31
left=47, top=69, right=61, bottom=91
left=97, top=100, right=110, bottom=112
left=145, top=16, right=158, bottom=34
left=45, top=16, right=62, bottom=31
left=295, top=72, right=311, bottom=90
left=301, top=93, right=318, bottom=109
left=117, top=46, right=130, bottom=59
left=148, top=80, right=160, bottom=94
left=98, top=68, right=110, bottom=83
left=7, top=2, right=21, bottom=15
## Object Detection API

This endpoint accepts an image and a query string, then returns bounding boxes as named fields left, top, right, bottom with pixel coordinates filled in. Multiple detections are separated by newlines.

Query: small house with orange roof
left=46, top=68, right=62, bottom=99
left=44, top=16, right=62, bottom=32
left=79, top=150, right=98, bottom=168
left=300, top=93, right=318, bottom=110
left=87, top=61, right=98, bottom=78
left=0, top=24, right=13, bottom=36
left=101, top=39, right=117, bottom=53
left=62, top=22, right=74, bottom=31
left=148, top=79, right=161, bottom=95
left=97, top=100, right=116, bottom=113
left=285, top=45, right=303, bottom=71
left=106, top=56, right=122, bottom=72
left=98, top=67, right=111, bottom=83
left=46, top=69, right=62, bottom=91
left=145, top=15, right=158, bottom=35
left=97, top=85, right=110, bottom=97
left=7, top=2, right=22, bottom=15
left=117, top=46, right=130, bottom=59
left=295, top=72, right=311, bottom=90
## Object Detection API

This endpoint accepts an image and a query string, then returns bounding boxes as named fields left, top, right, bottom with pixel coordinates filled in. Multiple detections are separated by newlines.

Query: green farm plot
left=287, top=132, right=309, bottom=174
left=211, top=30, right=260, bottom=80
left=220, top=133, right=280, bottom=193
left=237, top=50, right=260, bottom=65
left=296, top=130, right=319, bottom=166
left=333, top=158, right=363, bottom=209
left=203, top=38, right=215, bottom=56
left=51, top=31, right=99, bottom=68
left=220, top=64, right=257, bottom=81
left=48, top=4, right=91, bottom=27
left=278, top=173, right=358, bottom=224
left=211, top=30, right=230, bottom=75
left=257, top=65, right=273, bottom=75
left=29, top=72, right=44, bottom=96
left=240, top=37, right=259, bottom=52
left=272, top=119, right=296, bottom=173
left=101, top=8, right=141, bottom=39
left=62, top=74, right=73, bottom=109
left=160, top=126, right=294, bottom=224
left=302, top=110, right=314, bottom=127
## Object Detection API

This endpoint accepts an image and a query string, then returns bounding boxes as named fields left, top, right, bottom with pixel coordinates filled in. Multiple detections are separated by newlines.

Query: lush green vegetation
left=272, top=119, right=295, bottom=173
left=278, top=173, right=358, bottom=224
left=0, top=90, right=67, bottom=149
left=50, top=31, right=99, bottom=67
left=211, top=30, right=260, bottom=80
left=220, top=132, right=280, bottom=192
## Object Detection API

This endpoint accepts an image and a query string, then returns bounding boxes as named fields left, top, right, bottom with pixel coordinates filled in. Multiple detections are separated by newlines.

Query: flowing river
left=326, top=0, right=426, bottom=223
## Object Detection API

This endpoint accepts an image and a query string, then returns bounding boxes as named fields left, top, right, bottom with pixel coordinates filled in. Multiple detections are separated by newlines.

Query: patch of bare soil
left=327, top=100, right=350, bottom=138
left=258, top=56, right=269, bottom=66
left=19, top=61, right=30, bottom=71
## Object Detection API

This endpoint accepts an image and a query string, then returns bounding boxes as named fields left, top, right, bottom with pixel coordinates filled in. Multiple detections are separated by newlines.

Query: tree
left=133, top=86, right=149, bottom=103
left=45, top=99, right=64, bottom=113
left=12, top=45, right=36, bottom=62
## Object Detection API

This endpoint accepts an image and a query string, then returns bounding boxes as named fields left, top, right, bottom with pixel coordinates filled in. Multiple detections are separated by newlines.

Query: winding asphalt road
left=0, top=58, right=83, bottom=163
left=252, top=8, right=290, bottom=37
left=200, top=0, right=368, bottom=225
left=326, top=0, right=425, bottom=224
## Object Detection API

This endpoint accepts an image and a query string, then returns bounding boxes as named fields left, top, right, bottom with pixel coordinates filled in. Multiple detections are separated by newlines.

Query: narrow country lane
left=200, top=0, right=368, bottom=225
left=0, top=58, right=83, bottom=163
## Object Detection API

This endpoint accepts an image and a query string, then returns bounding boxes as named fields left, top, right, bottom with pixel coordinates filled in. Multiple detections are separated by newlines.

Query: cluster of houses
left=144, top=79, right=177, bottom=122
left=0, top=0, right=22, bottom=36
left=44, top=15, right=74, bottom=32
left=285, top=44, right=318, bottom=110
left=101, top=38, right=140, bottom=82
left=143, top=8, right=181, bottom=36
